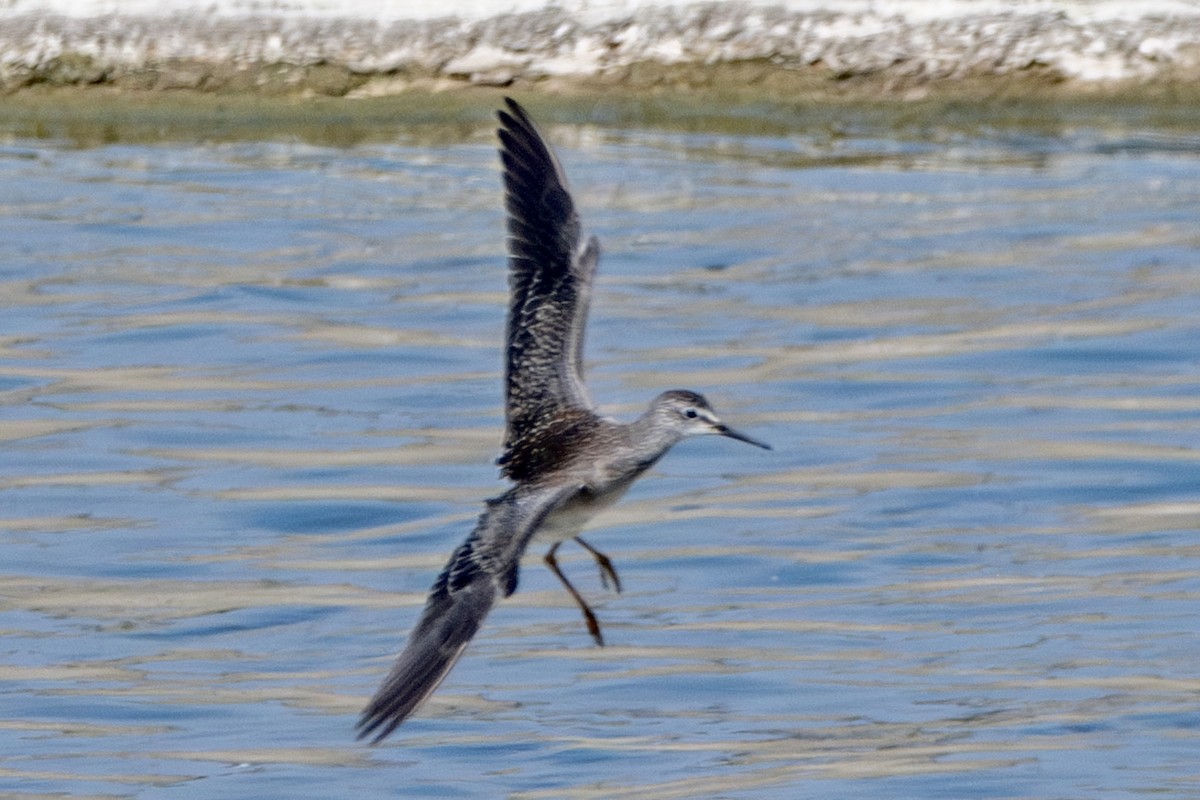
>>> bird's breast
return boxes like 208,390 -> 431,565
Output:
530,480 -> 632,544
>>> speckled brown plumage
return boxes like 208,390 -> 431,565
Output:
497,97 -> 598,462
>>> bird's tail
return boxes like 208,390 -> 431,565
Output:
355,558 -> 498,744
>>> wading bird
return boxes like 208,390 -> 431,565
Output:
357,98 -> 770,743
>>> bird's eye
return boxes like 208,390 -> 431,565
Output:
684,408 -> 698,419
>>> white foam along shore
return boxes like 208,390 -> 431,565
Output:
3,0 -> 1199,91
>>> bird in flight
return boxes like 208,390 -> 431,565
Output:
357,97 -> 770,743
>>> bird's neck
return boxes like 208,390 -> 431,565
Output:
625,410 -> 684,467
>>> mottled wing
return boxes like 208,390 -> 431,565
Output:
497,97 -> 600,455
356,482 -> 577,743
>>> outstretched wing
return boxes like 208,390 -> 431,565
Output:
356,482 -> 577,743
497,97 -> 600,455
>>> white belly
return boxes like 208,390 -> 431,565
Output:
530,482 -> 632,545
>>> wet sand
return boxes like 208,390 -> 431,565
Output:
4,73 -> 1200,150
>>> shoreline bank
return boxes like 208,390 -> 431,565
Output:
4,3 -> 1200,98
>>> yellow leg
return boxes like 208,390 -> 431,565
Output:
544,542 -> 605,646
574,536 -> 621,593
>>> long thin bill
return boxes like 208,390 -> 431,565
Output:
716,424 -> 772,450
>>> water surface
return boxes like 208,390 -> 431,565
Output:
1,105 -> 1198,799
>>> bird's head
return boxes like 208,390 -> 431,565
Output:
649,390 -> 771,450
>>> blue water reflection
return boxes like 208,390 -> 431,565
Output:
1,112 -> 1198,799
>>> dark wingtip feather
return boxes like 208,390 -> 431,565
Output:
355,569 -> 498,744
501,96 -> 528,124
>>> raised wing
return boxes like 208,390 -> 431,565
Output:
356,482 -> 577,743
497,97 -> 600,456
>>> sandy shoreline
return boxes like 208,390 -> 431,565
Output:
3,2 -> 1200,97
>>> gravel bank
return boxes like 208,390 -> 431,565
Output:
2,1 -> 1199,94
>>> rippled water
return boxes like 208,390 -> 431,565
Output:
2,103 -> 1198,800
